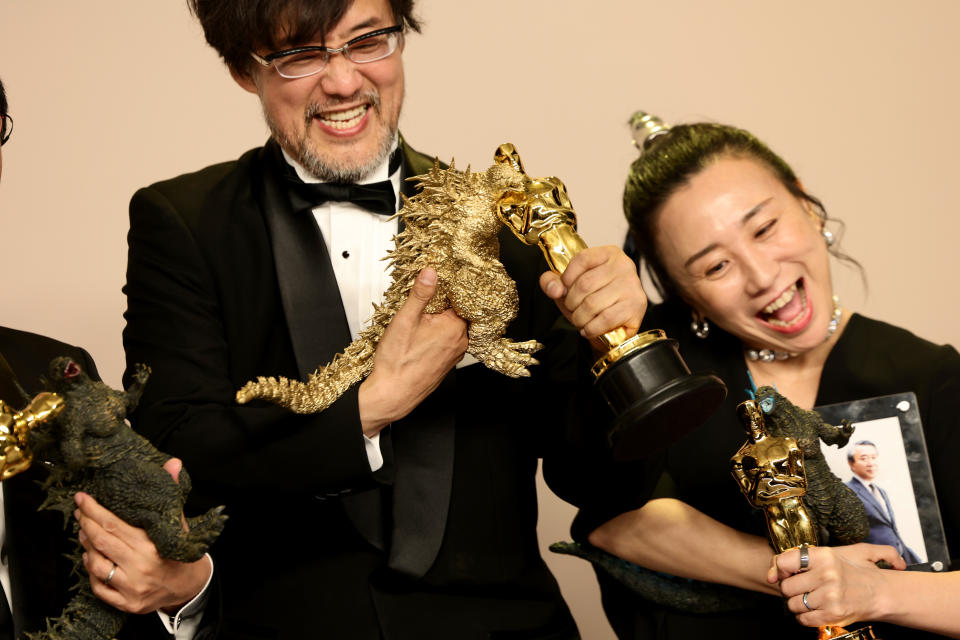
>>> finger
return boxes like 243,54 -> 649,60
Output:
779,572 -> 818,598
786,590 -> 818,615
558,247 -> 613,290
573,297 -> 638,339
162,457 -> 183,483
88,570 -> 127,610
772,547 -> 803,577
399,268 -> 439,318
83,547 -> 122,591
767,555 -> 781,584
539,271 -> 566,301
75,492 -> 143,548
864,543 -> 907,570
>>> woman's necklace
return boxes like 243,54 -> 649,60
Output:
745,296 -> 842,362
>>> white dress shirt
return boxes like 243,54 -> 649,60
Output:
281,145 -> 402,472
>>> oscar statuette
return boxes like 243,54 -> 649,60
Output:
731,399 -> 877,640
493,143 -> 726,459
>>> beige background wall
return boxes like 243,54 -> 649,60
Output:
2,2 -> 958,637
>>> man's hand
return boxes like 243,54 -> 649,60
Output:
539,246 -> 646,343
75,458 -> 212,615
768,543 -> 905,628
358,268 -> 468,436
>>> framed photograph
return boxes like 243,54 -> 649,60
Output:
815,392 -> 949,571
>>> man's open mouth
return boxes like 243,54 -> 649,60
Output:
316,104 -> 369,130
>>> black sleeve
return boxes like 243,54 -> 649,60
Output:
122,186 -> 379,500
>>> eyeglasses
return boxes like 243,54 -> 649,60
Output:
0,114 -> 12,146
250,26 -> 403,80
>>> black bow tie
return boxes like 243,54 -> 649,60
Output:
285,146 -> 404,216
288,180 -> 396,216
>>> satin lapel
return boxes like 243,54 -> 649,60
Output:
258,141 -> 385,550
387,140 -> 457,578
258,140 -> 352,379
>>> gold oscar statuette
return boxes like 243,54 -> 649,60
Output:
493,143 -> 726,459
732,399 -> 877,640
0,391 -> 64,480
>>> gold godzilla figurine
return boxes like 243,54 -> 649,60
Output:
235,157 -> 545,414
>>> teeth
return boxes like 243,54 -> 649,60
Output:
763,283 -> 798,314
318,105 -> 368,129
766,294 -> 808,327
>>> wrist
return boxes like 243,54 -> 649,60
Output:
160,555 -> 212,614
358,377 -> 394,437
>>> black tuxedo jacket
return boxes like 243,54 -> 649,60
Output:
0,326 -> 175,639
123,139 -> 642,640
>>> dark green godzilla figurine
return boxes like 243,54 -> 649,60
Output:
550,385 -> 869,614
752,385 -> 869,545
24,357 -> 227,640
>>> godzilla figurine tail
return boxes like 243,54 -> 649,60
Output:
25,566 -> 126,640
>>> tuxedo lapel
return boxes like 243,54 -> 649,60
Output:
257,140 -> 352,379
257,141 -> 385,551
386,141 -> 456,578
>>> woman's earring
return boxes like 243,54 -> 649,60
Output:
821,227 -> 835,247
690,314 -> 710,339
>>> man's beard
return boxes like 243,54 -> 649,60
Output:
265,90 -> 398,183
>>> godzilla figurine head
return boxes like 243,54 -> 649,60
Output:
47,357 -> 88,392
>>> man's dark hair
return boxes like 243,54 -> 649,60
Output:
0,77 -> 8,116
187,0 -> 421,76
847,440 -> 878,463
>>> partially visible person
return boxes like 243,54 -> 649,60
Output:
0,76 -> 212,640
845,440 -> 920,563
582,116 -> 959,639
770,543 -> 960,638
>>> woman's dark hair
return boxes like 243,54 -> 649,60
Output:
0,77 -> 8,116
187,0 -> 422,75
623,122 -> 860,301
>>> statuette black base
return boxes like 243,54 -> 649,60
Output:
597,337 -> 726,460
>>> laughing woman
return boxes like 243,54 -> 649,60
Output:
582,116 -> 960,639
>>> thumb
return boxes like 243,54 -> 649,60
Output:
403,268 -> 438,314
162,457 -> 183,484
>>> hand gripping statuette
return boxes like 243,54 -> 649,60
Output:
493,143 -> 725,459
732,389 -> 875,640
236,157 -> 543,414
0,358 -> 226,640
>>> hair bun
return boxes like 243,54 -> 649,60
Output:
629,111 -> 671,153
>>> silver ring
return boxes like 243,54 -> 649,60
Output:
104,562 -> 118,586
802,591 -> 813,610
798,543 -> 810,572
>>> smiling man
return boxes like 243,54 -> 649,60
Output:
121,0 -> 647,638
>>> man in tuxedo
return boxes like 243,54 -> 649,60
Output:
122,0 -> 648,638
846,440 -> 921,564
0,77 -> 212,639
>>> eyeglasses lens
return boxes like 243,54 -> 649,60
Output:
275,32 -> 400,79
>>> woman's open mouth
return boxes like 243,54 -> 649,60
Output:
756,279 -> 813,334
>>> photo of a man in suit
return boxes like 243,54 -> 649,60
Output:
845,440 -> 921,564
0,76 -> 211,640
121,0 -> 648,638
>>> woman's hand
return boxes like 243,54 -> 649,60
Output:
768,543 -> 905,628
74,458 -> 212,614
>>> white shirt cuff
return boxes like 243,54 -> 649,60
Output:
157,553 -> 214,639
364,431 -> 384,471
